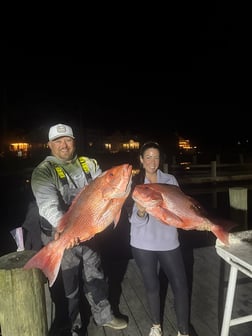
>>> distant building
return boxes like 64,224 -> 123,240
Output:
9,142 -> 31,158
178,137 -> 197,151
1,128 -> 141,158
103,132 -> 140,153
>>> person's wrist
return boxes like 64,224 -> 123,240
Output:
137,210 -> 145,217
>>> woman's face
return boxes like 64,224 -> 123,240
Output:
140,147 -> 160,174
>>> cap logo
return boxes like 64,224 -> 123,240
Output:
57,125 -> 68,134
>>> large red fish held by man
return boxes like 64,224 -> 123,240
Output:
24,163 -> 132,287
132,183 -> 235,245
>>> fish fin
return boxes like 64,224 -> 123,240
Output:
97,204 -> 121,228
211,224 -> 230,245
149,207 -> 184,227
210,219 -> 237,246
23,240 -> 64,287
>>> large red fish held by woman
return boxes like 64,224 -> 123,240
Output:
132,183 -> 235,245
24,163 -> 132,287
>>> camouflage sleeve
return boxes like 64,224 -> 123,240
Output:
87,157 -> 102,179
31,162 -> 65,228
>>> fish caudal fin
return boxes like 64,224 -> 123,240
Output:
23,240 -> 64,287
211,224 -> 230,245
211,218 -> 237,245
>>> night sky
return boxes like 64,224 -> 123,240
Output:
1,4 -> 244,151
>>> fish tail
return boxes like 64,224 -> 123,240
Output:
210,217 -> 237,245
23,240 -> 64,287
211,225 -> 230,245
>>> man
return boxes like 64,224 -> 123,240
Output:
31,123 -> 128,336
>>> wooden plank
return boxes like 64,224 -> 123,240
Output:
161,286 -> 178,335
122,269 -> 151,335
43,248 -> 252,336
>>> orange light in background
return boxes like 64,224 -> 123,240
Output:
9,142 -> 31,157
9,143 -> 30,151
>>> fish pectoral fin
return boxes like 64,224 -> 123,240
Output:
150,207 -> 184,227
96,207 -> 121,228
134,198 -> 161,208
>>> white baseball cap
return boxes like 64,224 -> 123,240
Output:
48,124 -> 75,141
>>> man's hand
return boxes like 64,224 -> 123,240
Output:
54,230 -> 62,241
54,229 -> 81,249
66,237 -> 81,249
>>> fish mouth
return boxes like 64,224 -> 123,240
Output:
112,164 -> 132,198
123,164 -> 132,192
125,175 -> 132,194
125,163 -> 132,176
123,164 -> 132,189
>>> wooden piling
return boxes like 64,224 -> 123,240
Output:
0,250 -> 48,336
211,161 -> 217,178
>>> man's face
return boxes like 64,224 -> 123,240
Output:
48,136 -> 75,161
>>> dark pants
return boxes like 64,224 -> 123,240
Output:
41,232 -> 113,331
132,246 -> 189,334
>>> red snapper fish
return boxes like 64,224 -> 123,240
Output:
132,183 -> 235,245
24,163 -> 132,287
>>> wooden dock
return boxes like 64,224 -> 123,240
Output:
45,244 -> 252,336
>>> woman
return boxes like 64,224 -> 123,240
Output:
129,141 -> 190,336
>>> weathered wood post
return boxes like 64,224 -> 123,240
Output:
0,250 -> 48,336
228,187 -> 248,231
212,190 -> 218,209
210,161 -> 217,179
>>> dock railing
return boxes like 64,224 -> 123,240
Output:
167,161 -> 252,185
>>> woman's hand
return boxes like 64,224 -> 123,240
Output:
136,202 -> 146,217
